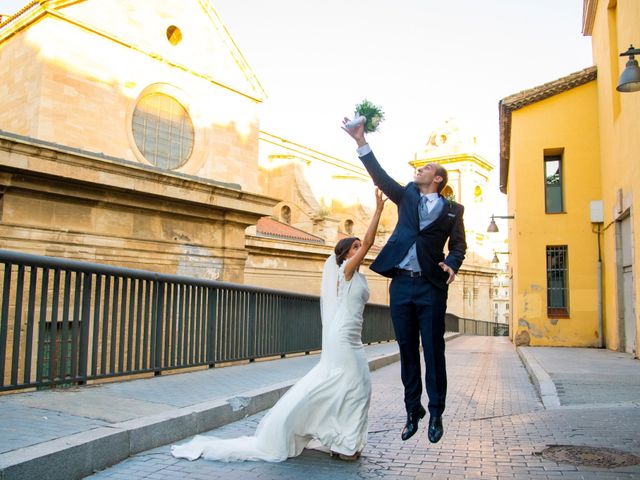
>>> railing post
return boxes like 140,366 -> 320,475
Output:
78,272 -> 92,384
0,263 -> 12,388
10,265 -> 25,387
248,291 -> 256,361
206,287 -> 216,367
152,281 -> 165,374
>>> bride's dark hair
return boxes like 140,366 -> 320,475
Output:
334,237 -> 360,265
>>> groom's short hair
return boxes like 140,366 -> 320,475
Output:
434,164 -> 448,194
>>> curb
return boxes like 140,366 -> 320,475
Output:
0,334 -> 463,480
516,346 -> 561,409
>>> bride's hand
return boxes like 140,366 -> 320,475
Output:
375,188 -> 387,212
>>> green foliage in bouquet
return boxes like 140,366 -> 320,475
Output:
354,99 -> 385,133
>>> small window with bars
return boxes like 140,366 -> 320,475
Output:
546,245 -> 569,316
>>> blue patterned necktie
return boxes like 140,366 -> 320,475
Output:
419,196 -> 430,221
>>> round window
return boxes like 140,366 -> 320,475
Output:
166,25 -> 182,46
132,93 -> 194,169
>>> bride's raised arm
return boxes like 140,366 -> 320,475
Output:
344,188 -> 387,281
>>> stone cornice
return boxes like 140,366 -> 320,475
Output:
0,131 -> 278,221
0,1 -> 42,37
259,131 -> 369,180
245,235 -> 332,259
498,66 -> 597,193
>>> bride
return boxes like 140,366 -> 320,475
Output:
171,189 -> 387,463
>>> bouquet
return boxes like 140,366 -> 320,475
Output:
344,99 -> 385,133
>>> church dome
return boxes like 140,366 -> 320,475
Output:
422,117 -> 478,158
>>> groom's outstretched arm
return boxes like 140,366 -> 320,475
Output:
342,118 -> 404,204
357,147 -> 405,205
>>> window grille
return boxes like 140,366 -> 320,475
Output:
132,93 -> 194,169
546,245 -> 569,316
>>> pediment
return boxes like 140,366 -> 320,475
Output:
6,0 -> 265,100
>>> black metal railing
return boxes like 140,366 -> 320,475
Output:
0,250 -> 395,392
445,313 -> 509,337
0,249 -> 508,392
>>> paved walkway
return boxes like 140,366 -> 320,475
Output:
0,340 -> 406,479
2,336 -> 640,479
85,337 -> 640,479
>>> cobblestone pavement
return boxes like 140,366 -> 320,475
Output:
87,337 -> 640,479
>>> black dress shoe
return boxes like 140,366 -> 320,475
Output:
428,415 -> 443,443
401,406 -> 426,441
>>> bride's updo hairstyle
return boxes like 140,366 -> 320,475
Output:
334,237 -> 360,265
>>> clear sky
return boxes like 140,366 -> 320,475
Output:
2,0 -> 593,187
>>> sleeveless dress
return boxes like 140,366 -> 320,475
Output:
171,263 -> 372,462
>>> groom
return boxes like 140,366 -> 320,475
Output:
343,120 -> 466,444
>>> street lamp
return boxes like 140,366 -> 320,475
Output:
491,251 -> 510,264
487,214 -> 515,233
617,44 -> 640,93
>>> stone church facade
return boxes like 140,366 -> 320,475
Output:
0,0 -> 276,284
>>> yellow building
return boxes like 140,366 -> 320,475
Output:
500,0 -> 639,356
500,68 -> 601,347
583,0 -> 639,356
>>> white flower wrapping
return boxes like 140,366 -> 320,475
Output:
345,115 -> 366,129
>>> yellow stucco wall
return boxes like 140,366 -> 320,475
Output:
589,0 -> 640,353
508,80 -> 601,346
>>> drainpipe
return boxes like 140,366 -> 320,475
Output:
597,223 -> 604,348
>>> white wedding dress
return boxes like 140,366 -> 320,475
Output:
171,257 -> 372,462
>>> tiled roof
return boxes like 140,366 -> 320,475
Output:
498,66 -> 597,193
256,217 -> 325,244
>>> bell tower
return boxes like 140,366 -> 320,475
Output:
410,117 -> 497,263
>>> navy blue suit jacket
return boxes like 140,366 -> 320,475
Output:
359,151 -> 467,290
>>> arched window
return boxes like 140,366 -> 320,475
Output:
441,185 -> 455,201
474,186 -> 483,202
344,219 -> 354,235
281,205 -> 291,224
132,92 -> 194,169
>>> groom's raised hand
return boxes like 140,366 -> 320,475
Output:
342,117 -> 367,147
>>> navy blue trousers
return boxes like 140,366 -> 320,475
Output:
389,275 -> 448,417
